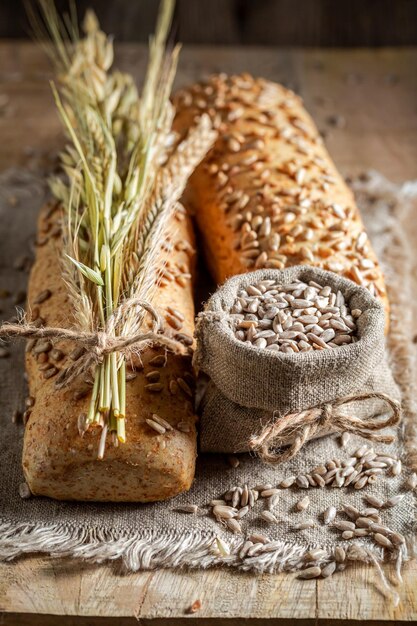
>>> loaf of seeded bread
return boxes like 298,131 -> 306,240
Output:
173,74 -> 388,322
22,201 -> 197,502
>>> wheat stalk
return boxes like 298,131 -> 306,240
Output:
34,0 -> 216,456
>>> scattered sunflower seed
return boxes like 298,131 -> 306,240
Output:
260,510 -> 278,524
214,537 -> 230,557
227,519 -> 242,534
267,493 -> 280,510
33,288 -> 51,304
353,475 -> 368,490
391,460 -> 402,476
239,540 -> 253,559
321,561 -> 337,578
241,484 -> 249,507
145,418 -> 166,435
149,354 -> 166,367
390,531 -> 405,546
305,548 -> 327,561
296,496 -> 310,512
280,476 -> 296,488
364,494 -> 384,508
354,445 -> 368,457
383,494 -> 404,508
340,432 -> 350,448
342,504 -> 360,520
151,413 -> 173,431
232,487 -> 242,508
19,482 -> 31,499
323,505 -> 336,525
260,488 -> 280,497
342,530 -> 354,539
347,544 -> 368,561
296,475 -> 310,489
334,520 -> 355,532
313,473 -> 326,488
373,533 -> 393,549
247,543 -> 263,557
248,533 -> 270,544
293,519 -> 315,530
334,546 -> 346,563
298,566 -> 321,579
176,504 -> 200,514
213,505 -> 238,520
355,516 -> 373,528
237,506 -> 249,519
248,489 -> 257,507
254,483 -> 272,491
12,409 -> 22,423
43,366 -> 58,379
369,522 -> 390,535
145,382 -> 163,393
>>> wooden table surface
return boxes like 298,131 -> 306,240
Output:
1,42 -> 417,625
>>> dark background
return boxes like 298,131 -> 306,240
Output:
1,0 -> 417,46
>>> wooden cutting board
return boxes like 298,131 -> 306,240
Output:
0,42 -> 417,625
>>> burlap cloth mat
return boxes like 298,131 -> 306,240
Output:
0,168 -> 416,581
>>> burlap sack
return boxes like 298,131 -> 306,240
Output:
194,266 -> 401,455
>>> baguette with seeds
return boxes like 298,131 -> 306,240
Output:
22,201 -> 197,502
173,73 -> 389,324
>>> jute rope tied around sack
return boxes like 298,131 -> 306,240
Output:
249,392 -> 401,465
0,298 -> 188,388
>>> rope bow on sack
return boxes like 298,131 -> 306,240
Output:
249,392 -> 401,465
0,298 -> 188,389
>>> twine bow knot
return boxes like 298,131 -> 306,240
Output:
0,298 -> 188,389
249,392 -> 401,464
319,403 -> 333,427
94,331 -> 108,361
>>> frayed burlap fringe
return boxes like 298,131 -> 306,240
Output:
0,518 -> 412,604
368,174 -> 417,474
0,518 -> 410,591
0,171 -> 416,590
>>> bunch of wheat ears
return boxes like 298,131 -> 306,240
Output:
32,0 -> 215,456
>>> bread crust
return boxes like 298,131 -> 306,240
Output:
173,74 -> 389,323
22,202 -> 197,502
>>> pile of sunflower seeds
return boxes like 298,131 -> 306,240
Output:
331,499 -> 406,547
279,441 -> 403,491
231,278 -> 360,352
175,443 -> 413,579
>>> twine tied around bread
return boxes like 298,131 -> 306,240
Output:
249,392 -> 401,465
0,298 -> 188,389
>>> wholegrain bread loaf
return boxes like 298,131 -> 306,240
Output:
22,201 -> 197,502
173,73 -> 388,321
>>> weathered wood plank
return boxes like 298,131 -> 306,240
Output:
0,44 -> 416,179
2,0 -> 417,47
317,561 -> 417,622
0,43 -> 416,624
137,568 -> 317,620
